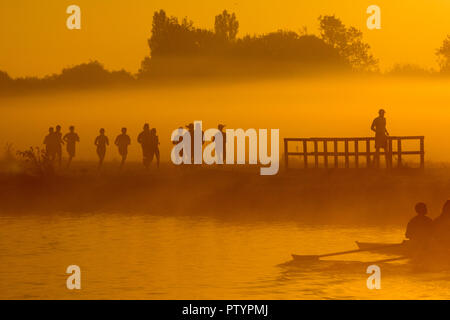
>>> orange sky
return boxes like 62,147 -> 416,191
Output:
1,0 -> 449,77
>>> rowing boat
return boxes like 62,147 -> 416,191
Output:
355,241 -> 410,256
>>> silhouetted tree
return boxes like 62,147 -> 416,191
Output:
387,64 -> 433,76
318,15 -> 378,71
215,10 -> 239,41
0,71 -> 13,91
437,35 -> 450,73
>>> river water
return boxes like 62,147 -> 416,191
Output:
1,213 -> 450,299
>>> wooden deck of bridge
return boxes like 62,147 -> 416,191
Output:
284,136 -> 424,169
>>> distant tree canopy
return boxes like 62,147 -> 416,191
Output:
215,10 -> 239,41
318,15 -> 378,72
0,61 -> 134,94
4,9 -> 449,95
139,10 -> 361,77
437,35 -> 450,73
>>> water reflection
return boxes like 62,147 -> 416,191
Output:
1,213 -> 450,299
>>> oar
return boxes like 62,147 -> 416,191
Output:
292,242 -> 404,261
368,256 -> 409,264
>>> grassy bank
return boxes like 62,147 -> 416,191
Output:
1,160 -> 449,225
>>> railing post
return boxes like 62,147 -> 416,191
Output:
284,139 -> 289,169
334,140 -> 338,168
323,141 -> 328,168
397,138 -> 402,168
366,139 -> 371,168
303,140 -> 308,169
388,138 -> 393,169
314,140 -> 319,168
354,140 -> 359,168
420,137 -> 425,169
344,139 -> 349,169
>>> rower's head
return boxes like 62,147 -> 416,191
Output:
442,200 -> 450,217
378,109 -> 386,117
415,202 -> 427,216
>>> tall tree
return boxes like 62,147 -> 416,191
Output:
318,15 -> 378,71
437,35 -> 450,73
214,10 -> 239,41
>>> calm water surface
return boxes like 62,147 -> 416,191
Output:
1,213 -> 450,299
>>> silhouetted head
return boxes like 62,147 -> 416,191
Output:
69,126 -> 75,132
218,124 -> 226,131
56,125 -> 61,132
143,123 -> 150,131
49,127 -> 54,133
151,128 -> 156,134
441,200 -> 450,218
186,123 -> 194,130
415,202 -> 427,216
378,109 -> 386,117
121,128 -> 127,134
99,128 -> 105,135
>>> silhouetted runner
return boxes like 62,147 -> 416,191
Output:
115,127 -> 131,169
406,202 -> 433,244
63,126 -> 80,168
55,125 -> 64,167
186,123 -> 195,164
151,128 -> 160,168
217,124 -> 226,164
95,128 -> 109,169
138,123 -> 154,169
371,109 -> 390,168
43,127 -> 57,161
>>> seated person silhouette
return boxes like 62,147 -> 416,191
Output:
405,202 -> 433,244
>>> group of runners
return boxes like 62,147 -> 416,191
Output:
43,123 -> 160,169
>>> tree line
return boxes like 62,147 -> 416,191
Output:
1,10 -> 450,94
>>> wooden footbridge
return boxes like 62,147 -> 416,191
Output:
284,136 -> 424,169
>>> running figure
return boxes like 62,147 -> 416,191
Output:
151,128 -> 160,168
94,128 -> 109,169
63,126 -> 80,168
55,125 -> 64,168
43,127 -> 57,161
115,127 -> 131,169
137,123 -> 154,169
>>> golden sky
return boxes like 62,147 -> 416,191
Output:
1,0 -> 449,77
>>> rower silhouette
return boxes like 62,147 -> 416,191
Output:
94,128 -> 109,169
115,127 -> 131,169
371,109 -> 391,168
63,126 -> 80,168
433,200 -> 450,246
405,202 -> 433,244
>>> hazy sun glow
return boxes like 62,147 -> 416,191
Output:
1,0 -> 450,77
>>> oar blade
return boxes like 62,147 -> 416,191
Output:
291,254 -> 320,261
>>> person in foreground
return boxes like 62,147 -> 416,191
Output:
405,202 -> 433,244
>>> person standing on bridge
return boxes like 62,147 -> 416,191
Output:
371,109 -> 391,168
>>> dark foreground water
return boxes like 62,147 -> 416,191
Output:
1,213 -> 450,299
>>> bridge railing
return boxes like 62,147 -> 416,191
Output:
284,136 -> 424,169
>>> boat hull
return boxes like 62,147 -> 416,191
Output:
355,241 -> 410,256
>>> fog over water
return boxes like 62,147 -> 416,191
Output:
1,76 -> 450,163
